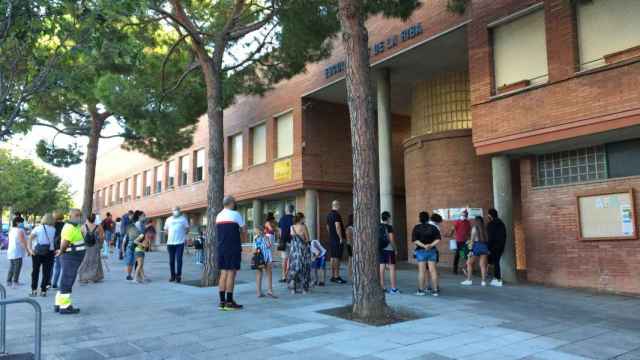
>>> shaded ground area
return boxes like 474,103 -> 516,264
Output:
2,250 -> 640,360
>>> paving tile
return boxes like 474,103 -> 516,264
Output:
244,322 -> 328,339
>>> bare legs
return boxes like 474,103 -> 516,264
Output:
379,264 -> 397,290
465,255 -> 488,282
417,261 -> 427,291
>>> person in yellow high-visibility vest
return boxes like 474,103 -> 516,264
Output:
54,209 -> 86,314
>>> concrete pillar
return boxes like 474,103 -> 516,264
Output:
492,155 -> 517,283
377,68 -> 394,220
305,189 -> 319,240
252,199 -> 263,229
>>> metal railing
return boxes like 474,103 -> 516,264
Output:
0,284 -> 42,360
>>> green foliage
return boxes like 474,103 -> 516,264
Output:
0,149 -> 74,216
35,140 -> 84,167
446,0 -> 469,14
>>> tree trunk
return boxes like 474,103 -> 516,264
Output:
81,113 -> 104,220
338,0 -> 388,322
200,58 -> 225,287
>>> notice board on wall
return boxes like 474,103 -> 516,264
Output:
577,189 -> 637,241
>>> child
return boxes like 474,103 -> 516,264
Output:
310,239 -> 327,287
133,227 -> 154,283
254,226 -> 277,298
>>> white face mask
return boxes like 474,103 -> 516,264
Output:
173,210 -> 180,217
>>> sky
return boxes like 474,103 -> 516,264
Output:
0,124 -> 124,207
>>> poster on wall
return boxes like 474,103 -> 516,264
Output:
468,208 -> 483,218
433,209 -> 450,221
577,189 -> 637,241
621,204 -> 633,236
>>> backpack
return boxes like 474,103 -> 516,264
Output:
378,224 -> 390,250
84,224 -> 98,247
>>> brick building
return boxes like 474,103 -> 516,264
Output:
94,0 -> 640,294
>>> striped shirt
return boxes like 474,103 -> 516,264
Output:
215,208 -> 245,251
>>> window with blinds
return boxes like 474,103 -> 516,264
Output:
577,0 -> 640,70
103,188 -> 108,206
117,181 -> 123,202
168,160 -> 176,189
180,155 -> 189,185
144,170 -> 153,196
195,149 -> 205,182
230,133 -> 243,172
109,185 -> 115,204
276,112 -> 293,159
124,178 -> 130,200
252,124 -> 267,165
135,174 -> 142,198
492,7 -> 548,89
154,165 -> 163,193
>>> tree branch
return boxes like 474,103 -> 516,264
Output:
161,32 -> 190,92
161,62 -> 201,101
222,24 -> 277,72
227,15 -> 274,42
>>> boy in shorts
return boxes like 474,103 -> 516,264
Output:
310,239 -> 327,287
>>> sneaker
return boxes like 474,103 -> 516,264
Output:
389,288 -> 400,294
52,284 -> 58,289
490,279 -> 503,287
415,289 -> 427,296
176,276 -> 182,283
481,281 -> 487,287
318,282 -> 325,287
218,302 -> 226,310
426,286 -> 433,293
224,302 -> 243,311
330,277 -> 339,283
126,275 -> 133,281
59,306 -> 80,315
432,289 -> 440,297
337,277 -> 347,284
461,280 -> 472,286
278,278 -> 287,283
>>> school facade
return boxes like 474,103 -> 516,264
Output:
94,0 -> 640,295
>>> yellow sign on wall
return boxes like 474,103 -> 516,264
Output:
274,158 -> 292,182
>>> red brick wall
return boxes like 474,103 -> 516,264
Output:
520,158 -> 640,294
404,130 -> 494,265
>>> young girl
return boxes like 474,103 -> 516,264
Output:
134,227 -> 155,283
462,216 -> 490,287
310,239 -> 327,287
254,226 -> 277,298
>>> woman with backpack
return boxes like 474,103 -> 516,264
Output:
77,213 -> 105,283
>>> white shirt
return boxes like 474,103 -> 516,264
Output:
31,224 -> 56,250
215,208 -> 245,227
115,221 -> 122,234
164,215 -> 189,245
7,227 -> 26,260
310,239 -> 326,258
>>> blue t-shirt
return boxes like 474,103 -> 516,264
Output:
278,214 -> 294,245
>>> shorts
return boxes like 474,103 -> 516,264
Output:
379,250 -> 396,265
135,251 -> 145,258
330,240 -> 343,259
312,255 -> 326,269
125,247 -> 136,266
415,248 -> 438,262
218,247 -> 241,270
472,242 -> 490,257
345,244 -> 353,258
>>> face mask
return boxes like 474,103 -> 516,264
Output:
69,218 -> 81,225
173,210 -> 180,217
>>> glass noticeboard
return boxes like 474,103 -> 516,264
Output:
577,189 -> 637,241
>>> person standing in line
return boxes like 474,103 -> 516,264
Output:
413,212 -> 441,296
165,207 -> 189,283
51,211 -> 65,289
253,225 -> 277,298
462,216 -> 490,286
133,226 -> 154,283
55,209 -> 86,314
326,200 -> 347,284
27,213 -> 56,297
487,208 -> 506,287
288,212 -> 312,294
120,210 -> 133,260
114,217 -> 122,259
277,205 -> 295,283
101,212 -> 114,258
78,214 -> 105,283
449,210 -> 471,275
194,227 -> 205,265
7,216 -> 29,289
379,211 -> 399,294
216,196 -> 246,310
124,211 -> 144,281
345,214 -> 354,281
310,238 -> 327,287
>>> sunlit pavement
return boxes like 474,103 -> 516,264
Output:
2,250 -> 640,360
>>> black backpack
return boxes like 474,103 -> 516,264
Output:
84,225 -> 98,247
378,223 -> 390,250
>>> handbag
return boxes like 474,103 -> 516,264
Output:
34,226 -> 52,256
251,248 -> 266,270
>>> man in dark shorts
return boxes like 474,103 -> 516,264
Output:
326,200 -> 347,284
278,204 -> 295,283
378,211 -> 399,294
216,196 -> 246,310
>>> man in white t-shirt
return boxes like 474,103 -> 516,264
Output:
164,207 -> 189,283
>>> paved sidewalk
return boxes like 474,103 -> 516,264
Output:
2,250 -> 640,360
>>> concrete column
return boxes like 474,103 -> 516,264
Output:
377,68 -> 394,220
305,189 -> 319,240
252,199 -> 263,229
492,155 -> 517,283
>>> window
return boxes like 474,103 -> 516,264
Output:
109,185 -> 115,205
154,164 -> 163,193
103,188 -> 108,207
144,170 -> 152,196
492,6 -> 548,90
123,178 -> 129,200
577,0 -> 640,70
534,146 -> 607,187
251,124 -> 267,165
117,181 -> 124,203
135,174 -> 142,198
96,190 -> 101,207
276,112 -> 293,158
168,160 -> 176,189
195,149 -> 205,182
230,133 -> 243,172
606,139 -> 640,178
180,155 -> 189,185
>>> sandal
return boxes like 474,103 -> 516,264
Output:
29,290 -> 37,297
257,293 -> 266,298
266,292 -> 278,299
